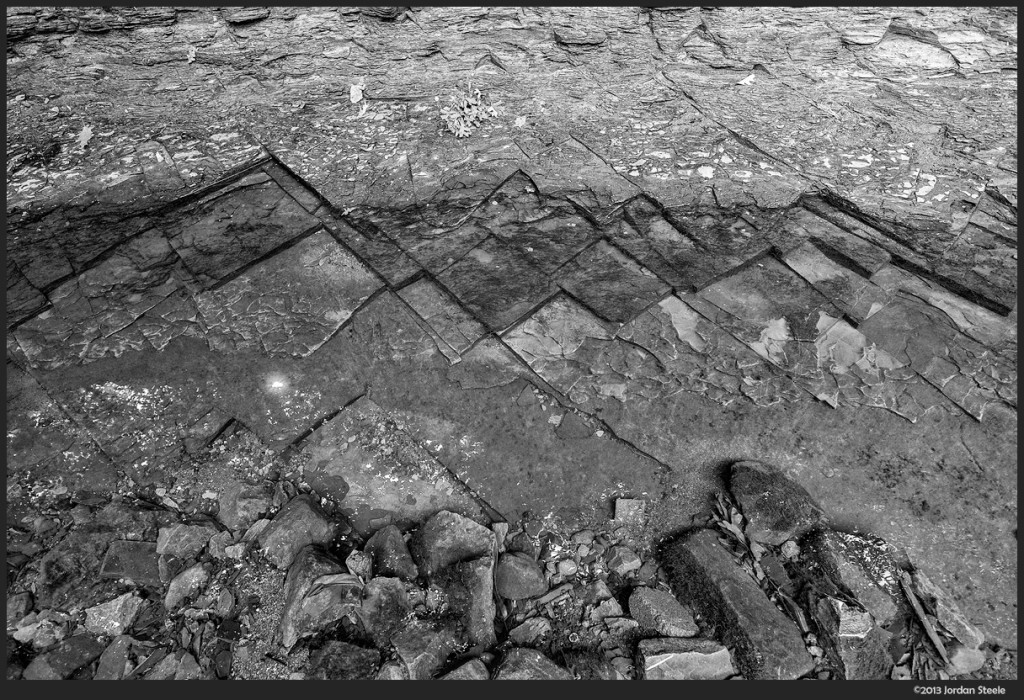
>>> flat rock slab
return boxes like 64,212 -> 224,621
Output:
437,236 -> 557,332
728,460 -> 826,546
662,528 -> 815,680
165,172 -> 320,288
637,638 -> 738,680
558,239 -> 671,324
195,229 -> 382,358
494,647 -> 574,680
431,556 -> 497,648
398,277 -> 487,358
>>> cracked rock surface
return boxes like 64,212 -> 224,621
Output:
5,5 -> 1017,682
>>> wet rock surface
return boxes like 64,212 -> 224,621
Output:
5,4 -> 1017,684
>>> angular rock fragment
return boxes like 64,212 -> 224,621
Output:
628,587 -> 699,637
307,640 -> 381,680
94,634 -> 133,680
662,528 -> 815,679
804,530 -> 905,627
258,495 -> 338,569
432,556 -> 497,648
729,460 -> 826,545
409,510 -> 494,577
636,638 -> 738,680
495,551 -> 548,600
22,634 -> 106,680
508,617 -> 553,645
156,523 -> 218,560
84,592 -> 145,636
364,524 -> 418,581
493,647 -> 574,680
607,546 -> 642,576
440,658 -> 491,680
165,563 -> 211,612
814,598 -> 893,680
217,482 -> 272,532
392,618 -> 464,679
357,577 -> 412,647
279,546 -> 361,650
911,569 -> 985,650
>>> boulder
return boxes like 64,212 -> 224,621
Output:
662,528 -> 815,680
495,551 -> 548,600
409,510 -> 493,577
729,460 -> 825,545
258,495 -> 338,569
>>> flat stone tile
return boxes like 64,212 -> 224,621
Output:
166,175 -> 320,288
857,295 -> 1013,419
6,260 -> 48,328
784,207 -> 891,276
386,219 -> 492,275
195,230 -> 383,357
618,295 -> 805,408
558,239 -> 671,324
696,255 -> 844,376
503,294 -> 616,394
11,230 -> 191,370
398,278 -> 487,356
476,171 -> 601,274
264,161 -> 322,213
297,396 -> 486,535
618,197 -> 760,291
437,237 -> 557,332
316,208 -> 421,286
663,528 -> 814,680
781,241 -> 892,323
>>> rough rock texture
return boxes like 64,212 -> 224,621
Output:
636,638 -> 738,680
494,648 -> 575,680
4,5 -> 1018,666
258,495 -> 337,570
495,552 -> 549,600
628,587 -> 699,638
663,529 -> 816,679
409,510 -> 494,577
307,641 -> 381,680
728,460 -> 827,545
363,524 -> 419,581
